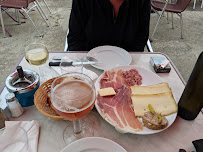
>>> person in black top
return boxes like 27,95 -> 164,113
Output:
67,0 -> 151,52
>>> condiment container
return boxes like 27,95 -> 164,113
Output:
5,69 -> 40,107
5,93 -> 24,118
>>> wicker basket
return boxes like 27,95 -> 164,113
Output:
34,78 -> 64,120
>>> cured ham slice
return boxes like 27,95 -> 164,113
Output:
97,69 -> 143,133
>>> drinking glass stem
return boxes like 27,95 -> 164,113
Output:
38,66 -> 44,77
81,60 -> 84,73
73,120 -> 82,134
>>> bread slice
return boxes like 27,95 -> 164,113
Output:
131,92 -> 178,117
131,82 -> 171,95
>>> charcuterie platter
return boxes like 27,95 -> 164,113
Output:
94,65 -> 178,135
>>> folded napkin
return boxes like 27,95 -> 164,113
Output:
51,56 -> 98,80
0,120 -> 39,152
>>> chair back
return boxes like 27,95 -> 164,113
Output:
21,0 -> 35,8
0,0 -> 30,9
174,0 -> 192,12
0,0 -> 7,5
28,0 -> 35,4
27,0 -> 35,7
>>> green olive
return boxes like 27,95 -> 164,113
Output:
158,114 -> 162,124
148,104 -> 155,115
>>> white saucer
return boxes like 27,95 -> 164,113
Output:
61,137 -> 127,152
87,45 -> 132,70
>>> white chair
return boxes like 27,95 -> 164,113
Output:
151,0 -> 192,39
64,28 -> 153,52
0,0 -> 49,37
193,0 -> 203,9
41,0 -> 51,13
201,0 -> 203,8
146,39 -> 154,52
0,6 -> 6,37
194,0 -> 196,9
21,1 -> 49,36
64,28 -> 69,51
34,0 -> 49,20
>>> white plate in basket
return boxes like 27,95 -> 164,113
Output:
94,65 -> 177,135
87,45 -> 132,70
60,137 -> 127,152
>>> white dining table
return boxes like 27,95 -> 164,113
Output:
0,51 -> 202,152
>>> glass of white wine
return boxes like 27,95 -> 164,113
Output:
25,43 -> 49,83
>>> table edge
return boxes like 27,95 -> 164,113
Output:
0,52 -> 186,93
49,51 -> 186,85
1,52 -> 202,114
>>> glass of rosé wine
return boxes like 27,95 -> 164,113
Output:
51,72 -> 96,144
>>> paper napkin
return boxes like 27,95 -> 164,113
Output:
0,120 -> 40,152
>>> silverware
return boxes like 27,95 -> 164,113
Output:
49,61 -> 97,66
52,56 -> 62,60
82,56 -> 99,62
52,56 -> 99,62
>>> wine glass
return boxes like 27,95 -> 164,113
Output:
25,43 -> 49,83
50,72 -> 96,145
0,126 -> 29,152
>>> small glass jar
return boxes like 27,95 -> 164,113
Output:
5,93 -> 24,118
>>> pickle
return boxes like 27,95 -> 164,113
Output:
148,104 -> 155,115
158,114 -> 162,124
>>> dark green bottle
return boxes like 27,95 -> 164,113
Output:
178,52 -> 203,120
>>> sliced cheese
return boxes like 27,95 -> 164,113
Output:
98,87 -> 116,97
131,92 -> 178,117
131,82 -> 171,95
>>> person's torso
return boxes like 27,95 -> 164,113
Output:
82,0 -> 145,51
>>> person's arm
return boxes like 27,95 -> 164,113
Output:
135,0 -> 151,51
67,0 -> 87,51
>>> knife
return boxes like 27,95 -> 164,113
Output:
49,61 -> 97,66
52,56 -> 62,60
